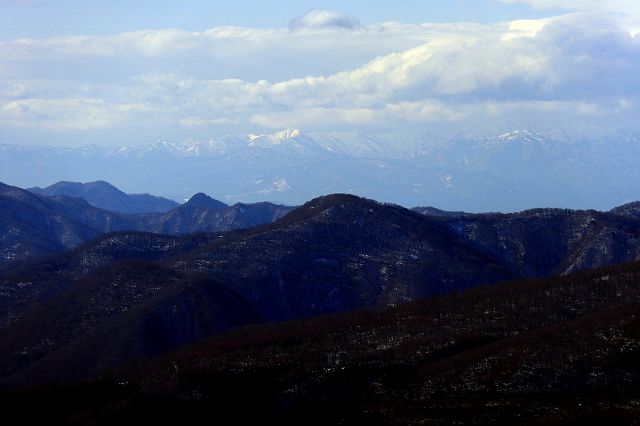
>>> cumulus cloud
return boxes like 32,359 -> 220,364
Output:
500,0 -> 640,33
289,9 -> 360,31
1,12 -> 640,137
0,23 -> 436,83
1,98 -> 157,131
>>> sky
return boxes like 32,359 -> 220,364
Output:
0,0 -> 639,145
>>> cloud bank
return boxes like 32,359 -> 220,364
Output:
0,8 -> 639,142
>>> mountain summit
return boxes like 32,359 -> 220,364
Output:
29,180 -> 179,214
250,128 -> 302,145
184,192 -> 228,210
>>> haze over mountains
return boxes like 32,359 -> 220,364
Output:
3,128 -> 640,211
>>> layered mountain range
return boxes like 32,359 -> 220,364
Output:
0,181 -> 293,265
1,179 -> 640,422
2,183 -> 640,389
28,180 -> 180,214
3,128 -> 640,211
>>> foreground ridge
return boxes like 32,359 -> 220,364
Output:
1,261 -> 639,424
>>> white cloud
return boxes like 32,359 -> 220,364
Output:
289,9 -> 360,31
500,0 -> 640,34
1,13 -> 639,136
179,116 -> 235,127
251,101 -> 462,129
500,0 -> 638,13
0,23 -> 442,84
1,98 -> 157,131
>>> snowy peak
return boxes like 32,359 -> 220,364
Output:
473,129 -> 555,153
248,128 -> 303,147
204,136 -> 247,156
268,128 -> 301,143
497,129 -> 547,144
146,140 -> 183,152
246,133 -> 263,143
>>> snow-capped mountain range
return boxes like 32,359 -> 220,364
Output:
2,128 -> 640,212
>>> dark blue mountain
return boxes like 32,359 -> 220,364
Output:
29,180 -> 180,214
0,182 -> 293,264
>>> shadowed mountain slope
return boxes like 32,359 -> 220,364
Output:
0,231 -> 222,328
140,193 -> 292,235
3,194 -> 640,389
611,201 -> 640,218
29,180 -> 180,214
418,207 -> 640,277
0,182 -> 138,263
0,182 -> 293,265
1,260 -> 639,424
127,261 -> 640,425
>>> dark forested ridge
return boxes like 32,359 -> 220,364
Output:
419,206 -> 640,277
1,260 -> 639,424
611,201 -> 640,219
1,192 -> 640,388
1,184 -> 640,423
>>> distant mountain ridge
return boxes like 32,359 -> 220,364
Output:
0,181 -> 132,263
3,127 -> 640,211
143,193 -> 292,235
3,180 -> 640,269
0,181 -> 294,265
28,180 -> 179,214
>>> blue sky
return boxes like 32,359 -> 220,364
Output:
0,0 -> 639,145
0,1 -> 555,39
